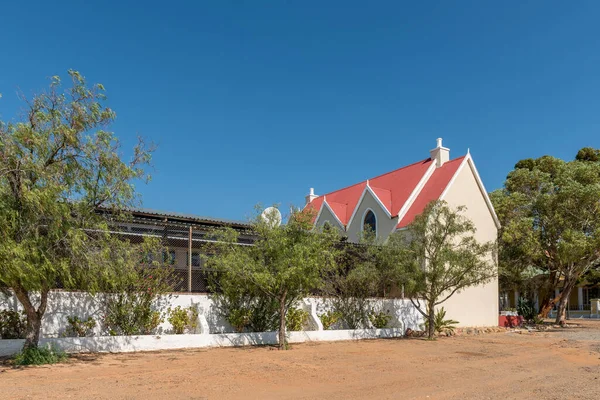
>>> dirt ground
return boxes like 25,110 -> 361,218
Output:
1,320 -> 599,400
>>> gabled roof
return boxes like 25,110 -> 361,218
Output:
304,155 -> 478,230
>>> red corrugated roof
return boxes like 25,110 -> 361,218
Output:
304,155 -> 466,230
369,158 -> 433,215
396,156 -> 465,228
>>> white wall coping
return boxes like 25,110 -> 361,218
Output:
0,328 -> 404,357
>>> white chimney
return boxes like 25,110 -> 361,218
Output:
429,137 -> 450,167
305,187 -> 318,205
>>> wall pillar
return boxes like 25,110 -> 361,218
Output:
578,287 -> 584,310
514,291 -> 519,307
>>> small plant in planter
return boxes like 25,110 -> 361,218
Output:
319,310 -> 341,330
369,310 -> 391,329
65,316 -> 96,337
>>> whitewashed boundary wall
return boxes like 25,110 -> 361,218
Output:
0,290 -> 423,338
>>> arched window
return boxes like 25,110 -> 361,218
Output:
363,209 -> 377,235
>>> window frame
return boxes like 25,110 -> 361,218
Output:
361,208 -> 377,236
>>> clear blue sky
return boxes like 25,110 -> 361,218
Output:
1,1 -> 599,221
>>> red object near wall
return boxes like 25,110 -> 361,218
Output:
498,315 -> 523,327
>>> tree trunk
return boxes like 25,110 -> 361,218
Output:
536,270 -> 560,318
538,294 -> 560,319
427,302 -> 435,339
13,286 -> 49,350
555,281 -> 575,325
278,290 -> 287,350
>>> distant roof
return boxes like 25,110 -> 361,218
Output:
103,207 -> 252,228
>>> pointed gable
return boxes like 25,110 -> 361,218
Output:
322,182 -> 366,225
304,158 -> 436,227
397,156 -> 465,229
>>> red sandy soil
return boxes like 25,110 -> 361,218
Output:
1,320 -> 599,400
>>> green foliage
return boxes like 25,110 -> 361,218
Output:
208,206 -> 341,349
369,310 -> 391,329
211,278 -> 280,333
326,265 -> 376,329
491,149 -> 600,323
391,200 -> 496,338
65,316 -> 96,337
0,70 -> 155,349
321,243 -> 382,329
227,307 -> 254,333
576,147 -> 600,162
102,263 -> 173,336
285,307 -> 309,331
0,310 -> 27,339
424,307 -> 459,335
319,310 -> 341,330
14,346 -> 67,366
516,298 -> 540,324
167,305 -> 199,334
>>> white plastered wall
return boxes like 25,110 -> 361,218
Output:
315,203 -> 345,233
439,158 -> 499,327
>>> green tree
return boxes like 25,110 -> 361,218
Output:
208,207 -> 340,349
0,71 -> 155,349
394,200 -> 496,339
491,151 -> 600,324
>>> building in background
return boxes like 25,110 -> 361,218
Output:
303,138 -> 501,327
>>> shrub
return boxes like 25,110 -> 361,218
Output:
103,266 -> 172,336
425,307 -> 459,335
0,310 -> 27,339
369,310 -> 391,329
65,316 -> 96,337
285,307 -> 309,331
517,298 -> 540,324
167,306 -> 199,334
211,287 -> 280,333
319,310 -> 341,330
228,307 -> 253,333
14,346 -> 67,366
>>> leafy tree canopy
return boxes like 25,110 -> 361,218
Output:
208,207 -> 340,349
0,70 -> 156,348
491,149 -> 600,323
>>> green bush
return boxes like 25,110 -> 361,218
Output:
228,307 -> 253,333
286,307 -> 309,331
0,310 -> 27,339
319,310 -> 341,330
369,310 -> 391,329
517,298 -> 536,323
103,266 -> 172,336
14,346 -> 67,366
425,307 -> 459,335
167,306 -> 199,334
65,316 -> 96,337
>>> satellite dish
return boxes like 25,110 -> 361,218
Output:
261,207 -> 282,227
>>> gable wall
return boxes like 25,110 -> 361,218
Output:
438,159 -> 499,326
315,204 -> 345,233
345,190 -> 398,242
